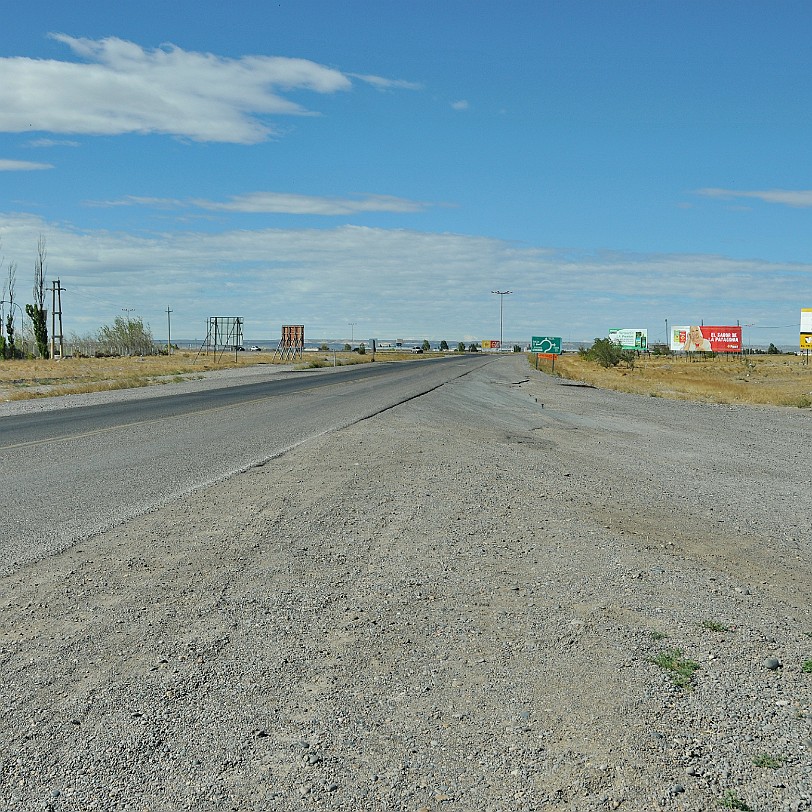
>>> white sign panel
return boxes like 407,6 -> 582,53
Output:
608,328 -> 647,351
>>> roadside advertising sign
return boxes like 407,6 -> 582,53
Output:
481,340 -> 500,349
801,309 -> 812,350
608,328 -> 648,351
670,325 -> 742,353
281,324 -> 305,347
531,336 -> 562,354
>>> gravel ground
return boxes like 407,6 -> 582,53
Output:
1,355 -> 810,811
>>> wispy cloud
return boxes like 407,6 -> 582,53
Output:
88,191 -> 436,215
451,100 -> 469,111
349,73 -> 422,91
697,188 -> 812,208
0,35 -> 417,144
196,192 -> 433,215
26,138 -> 80,148
0,159 -> 54,171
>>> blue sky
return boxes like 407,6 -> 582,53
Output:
1,0 -> 810,345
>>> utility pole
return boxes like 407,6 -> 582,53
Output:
348,322 -> 356,344
166,306 -> 173,355
49,278 -> 65,360
491,290 -> 512,349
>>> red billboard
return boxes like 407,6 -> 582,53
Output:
670,325 -> 742,353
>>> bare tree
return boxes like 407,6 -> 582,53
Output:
25,235 -> 49,358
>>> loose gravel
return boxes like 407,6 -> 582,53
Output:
1,355 -> 809,811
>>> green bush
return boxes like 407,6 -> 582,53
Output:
582,337 -> 623,368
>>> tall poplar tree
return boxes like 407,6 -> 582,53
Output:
25,235 -> 49,359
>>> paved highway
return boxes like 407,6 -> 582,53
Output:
2,355 -> 492,572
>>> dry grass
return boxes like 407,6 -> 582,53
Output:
0,351 -> 288,401
0,349 -> 443,401
532,353 -> 812,408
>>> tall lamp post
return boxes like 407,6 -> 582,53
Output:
348,322 -> 357,345
491,290 -> 512,349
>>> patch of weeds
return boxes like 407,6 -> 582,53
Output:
651,648 -> 700,689
753,753 -> 784,769
702,619 -> 731,633
802,659 -> 812,673
782,394 -> 812,408
649,630 -> 669,641
718,790 -> 751,810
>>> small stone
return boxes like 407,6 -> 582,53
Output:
670,784 -> 685,795
764,657 -> 782,670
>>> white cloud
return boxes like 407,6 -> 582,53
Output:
0,213 -> 807,342
0,159 -> 53,171
451,100 -> 469,111
697,188 -> 812,208
0,35 -> 416,144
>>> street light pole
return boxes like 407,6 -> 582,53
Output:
348,322 -> 357,344
491,290 -> 512,349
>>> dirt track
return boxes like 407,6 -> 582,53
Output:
1,355 -> 810,811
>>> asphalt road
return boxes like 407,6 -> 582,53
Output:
2,356 -> 491,573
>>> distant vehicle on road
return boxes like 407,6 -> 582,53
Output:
411,347 -> 423,353
249,345 -> 262,352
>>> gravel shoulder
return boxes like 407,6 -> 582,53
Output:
1,355 -> 810,812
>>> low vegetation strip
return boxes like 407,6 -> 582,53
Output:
0,353 -> 264,401
532,351 -> 812,407
0,350 -> 442,401
4,348 -> 811,407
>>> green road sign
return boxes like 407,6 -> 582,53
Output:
531,336 -> 562,354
